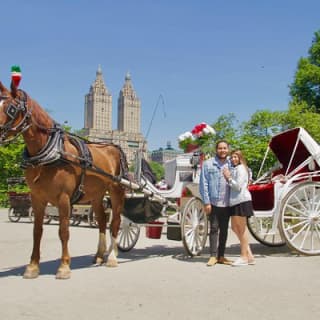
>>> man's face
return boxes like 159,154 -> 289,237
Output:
216,142 -> 229,160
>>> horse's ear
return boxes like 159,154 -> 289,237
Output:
0,81 -> 9,94
10,80 -> 18,98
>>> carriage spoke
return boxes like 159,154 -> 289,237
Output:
303,188 -> 311,211
181,198 -> 208,256
314,196 -> 320,212
298,224 -> 311,250
117,218 -> 140,252
286,204 -> 308,217
280,182 -> 320,255
292,194 -> 308,212
314,224 -> 320,248
283,218 -> 308,232
286,220 -> 309,242
247,216 -> 285,247
283,215 -> 307,220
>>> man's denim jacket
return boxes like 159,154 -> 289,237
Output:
199,156 -> 231,205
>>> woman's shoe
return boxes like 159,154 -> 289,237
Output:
248,259 -> 256,265
231,257 -> 248,266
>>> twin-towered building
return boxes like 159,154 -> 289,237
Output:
83,66 -> 146,163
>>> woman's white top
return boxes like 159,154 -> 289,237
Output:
228,164 -> 252,206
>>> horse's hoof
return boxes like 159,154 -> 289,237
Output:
106,259 -> 118,268
23,265 -> 40,279
93,256 -> 105,265
56,266 -> 71,280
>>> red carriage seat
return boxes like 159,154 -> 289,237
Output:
249,183 -> 274,211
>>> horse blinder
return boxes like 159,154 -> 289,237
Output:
6,103 -> 20,119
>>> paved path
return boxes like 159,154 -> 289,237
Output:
0,208 -> 319,320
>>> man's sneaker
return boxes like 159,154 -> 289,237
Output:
207,257 -> 218,266
218,257 -> 233,265
232,257 -> 249,267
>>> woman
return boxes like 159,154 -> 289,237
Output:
223,150 -> 255,266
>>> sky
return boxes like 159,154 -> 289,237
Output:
0,0 -> 319,150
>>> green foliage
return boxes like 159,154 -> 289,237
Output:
200,113 -> 240,157
282,101 -> 320,141
211,113 -> 239,147
148,161 -> 165,181
289,30 -> 320,111
237,110 -> 285,178
0,138 -> 26,207
73,128 -> 88,137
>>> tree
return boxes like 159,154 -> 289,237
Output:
289,30 -> 320,111
282,101 -> 320,141
238,110 -> 285,178
148,161 -> 164,181
0,138 -> 25,206
208,113 -> 240,154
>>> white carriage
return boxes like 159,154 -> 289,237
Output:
248,127 -> 320,255
116,149 -> 207,256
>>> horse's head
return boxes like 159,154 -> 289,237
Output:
0,81 -> 32,144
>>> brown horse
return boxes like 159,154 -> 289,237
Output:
0,80 -> 127,279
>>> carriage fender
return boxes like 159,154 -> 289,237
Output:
184,183 -> 201,199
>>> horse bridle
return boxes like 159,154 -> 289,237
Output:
0,90 -> 33,144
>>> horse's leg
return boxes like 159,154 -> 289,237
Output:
106,186 -> 125,267
23,201 -> 47,279
55,194 -> 72,279
91,200 -> 107,265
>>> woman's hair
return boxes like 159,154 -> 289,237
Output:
231,150 -> 248,168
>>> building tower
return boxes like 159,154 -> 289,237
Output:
83,68 -> 147,163
117,72 -> 141,133
84,65 -> 112,131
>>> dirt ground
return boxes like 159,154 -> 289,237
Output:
0,208 -> 319,320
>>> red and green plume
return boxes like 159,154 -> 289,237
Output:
11,65 -> 22,87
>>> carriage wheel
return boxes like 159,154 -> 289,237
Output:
8,207 -> 21,222
181,197 -> 208,256
29,208 -> 34,222
71,215 -> 82,226
117,216 -> 140,252
247,216 -> 286,247
29,210 -> 52,224
43,207 -> 52,224
279,181 -> 320,256
89,209 -> 99,228
43,213 -> 52,224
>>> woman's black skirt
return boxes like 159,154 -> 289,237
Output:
231,201 -> 254,217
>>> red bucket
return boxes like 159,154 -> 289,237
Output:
146,221 -> 164,239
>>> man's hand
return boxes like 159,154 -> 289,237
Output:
204,204 -> 212,215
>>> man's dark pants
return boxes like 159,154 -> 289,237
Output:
209,206 -> 231,258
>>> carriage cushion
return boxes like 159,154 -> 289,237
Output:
249,183 -> 274,211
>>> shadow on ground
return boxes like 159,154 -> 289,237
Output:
0,241 -> 301,278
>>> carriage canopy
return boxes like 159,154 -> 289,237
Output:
269,127 -> 320,175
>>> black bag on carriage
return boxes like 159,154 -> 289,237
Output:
122,197 -> 163,223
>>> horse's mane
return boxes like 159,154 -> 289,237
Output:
25,92 -> 54,130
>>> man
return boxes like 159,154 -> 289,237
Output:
199,140 -> 233,266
